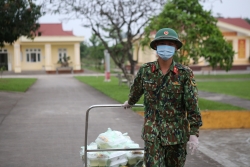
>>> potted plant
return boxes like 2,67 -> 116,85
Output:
56,55 -> 73,74
57,55 -> 71,67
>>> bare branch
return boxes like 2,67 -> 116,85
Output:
42,0 -> 166,74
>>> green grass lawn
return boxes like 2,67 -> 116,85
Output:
198,98 -> 244,110
197,81 -> 250,100
195,73 -> 250,79
0,78 -> 37,92
75,76 -> 144,111
75,76 -> 246,111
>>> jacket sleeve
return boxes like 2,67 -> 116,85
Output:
128,67 -> 144,105
184,70 -> 202,137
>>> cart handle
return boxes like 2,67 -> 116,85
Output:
84,104 -> 144,166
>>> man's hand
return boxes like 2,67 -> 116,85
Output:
122,101 -> 131,109
188,135 -> 199,155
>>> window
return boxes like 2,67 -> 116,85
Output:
58,48 -> 67,62
26,49 -> 41,62
0,49 -> 7,53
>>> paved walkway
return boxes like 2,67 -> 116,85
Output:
0,73 -> 249,167
198,91 -> 250,110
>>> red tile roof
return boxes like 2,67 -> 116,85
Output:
37,23 -> 74,36
218,18 -> 250,30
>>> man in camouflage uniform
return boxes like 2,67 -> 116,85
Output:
123,28 -> 202,167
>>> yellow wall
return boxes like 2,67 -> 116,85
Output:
134,26 -> 250,66
20,44 -> 45,71
1,35 -> 83,73
50,44 -> 75,70
220,34 -> 250,65
1,43 -> 76,71
6,42 -> 78,71
133,42 -> 156,66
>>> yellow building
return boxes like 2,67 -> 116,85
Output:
0,23 -> 84,73
217,18 -> 250,66
133,18 -> 250,70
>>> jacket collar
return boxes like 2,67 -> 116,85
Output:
154,60 -> 178,74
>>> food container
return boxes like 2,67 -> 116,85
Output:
127,151 -> 144,166
85,152 -> 109,167
108,151 -> 127,162
109,158 -> 128,167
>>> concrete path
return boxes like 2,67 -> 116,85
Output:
199,129 -> 250,167
198,91 -> 250,110
0,73 -> 249,167
0,75 -> 144,167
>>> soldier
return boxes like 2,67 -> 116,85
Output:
123,28 -> 202,167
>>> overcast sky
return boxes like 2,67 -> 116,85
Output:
38,0 -> 250,41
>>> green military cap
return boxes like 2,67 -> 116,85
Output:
150,28 -> 183,50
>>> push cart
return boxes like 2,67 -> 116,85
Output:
83,104 -> 144,167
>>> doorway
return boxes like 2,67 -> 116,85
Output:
0,53 -> 8,70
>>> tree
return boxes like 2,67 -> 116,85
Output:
244,18 -> 250,24
88,34 -> 105,69
45,0 -> 166,77
80,34 -> 106,70
80,42 -> 90,59
0,0 -> 42,47
142,0 -> 234,71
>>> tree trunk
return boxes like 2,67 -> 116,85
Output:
130,60 -> 136,75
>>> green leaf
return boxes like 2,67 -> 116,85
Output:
141,0 -> 234,70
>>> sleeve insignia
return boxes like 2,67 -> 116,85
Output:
190,79 -> 197,86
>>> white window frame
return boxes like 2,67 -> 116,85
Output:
58,48 -> 67,62
0,49 -> 7,53
26,49 -> 41,63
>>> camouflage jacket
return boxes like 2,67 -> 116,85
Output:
128,60 -> 202,145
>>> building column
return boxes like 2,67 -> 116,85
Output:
14,43 -> 21,73
246,39 -> 250,62
74,43 -> 81,70
45,44 -> 52,71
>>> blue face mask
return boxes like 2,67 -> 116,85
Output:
156,45 -> 175,61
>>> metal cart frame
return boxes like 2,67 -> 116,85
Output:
84,104 -> 144,167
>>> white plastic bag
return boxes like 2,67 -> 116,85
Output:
80,142 -> 98,161
95,128 -> 128,149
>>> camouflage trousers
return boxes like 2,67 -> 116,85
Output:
144,138 -> 187,167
